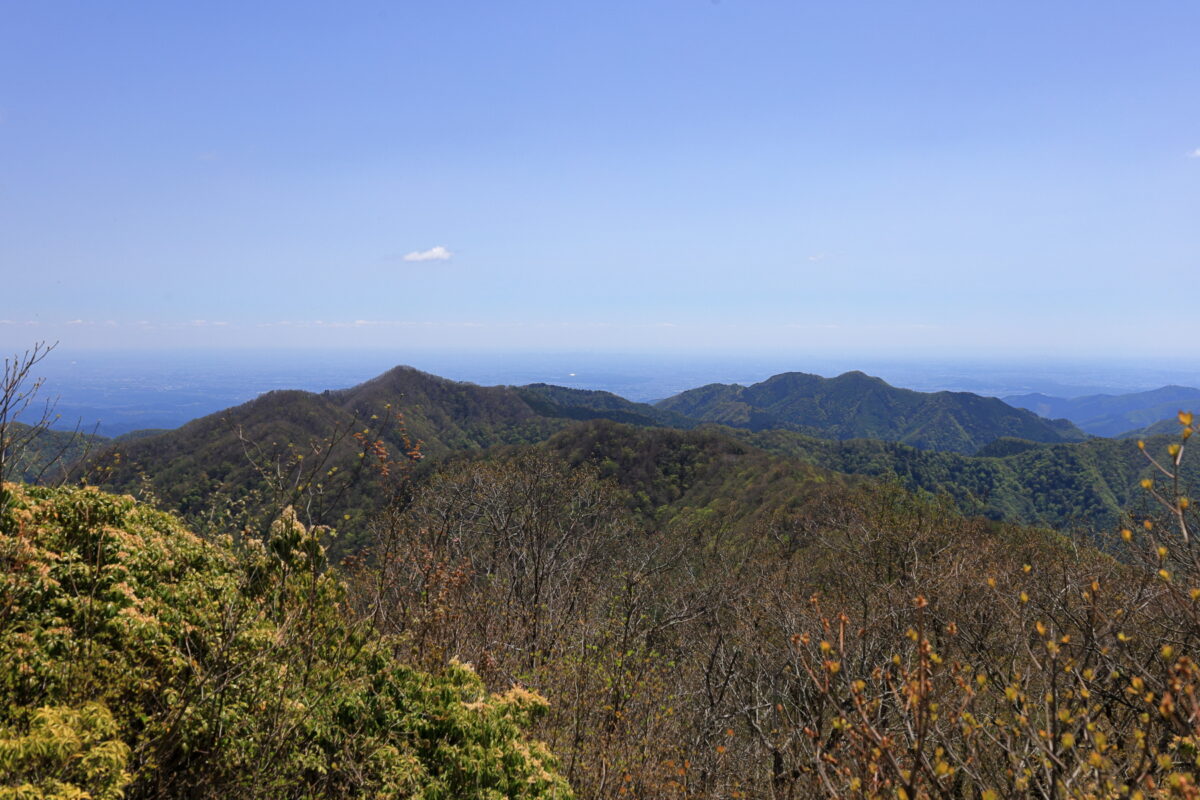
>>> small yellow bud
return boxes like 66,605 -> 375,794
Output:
1180,411 -> 1194,427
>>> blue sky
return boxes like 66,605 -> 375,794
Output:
2,1 -> 1198,357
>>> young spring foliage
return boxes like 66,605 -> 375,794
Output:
0,483 -> 571,800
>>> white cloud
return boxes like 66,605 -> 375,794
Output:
402,245 -> 453,262
1189,148 -> 1200,158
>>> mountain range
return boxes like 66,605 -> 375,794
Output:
1004,385 -> 1200,437
656,370 -> 1086,453
48,364 -> 1194,551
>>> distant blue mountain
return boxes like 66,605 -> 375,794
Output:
1004,385 -> 1200,437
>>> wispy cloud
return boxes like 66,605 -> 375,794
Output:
402,245 -> 453,262
1189,148 -> 1200,159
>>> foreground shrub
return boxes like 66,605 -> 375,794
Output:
0,483 -> 571,800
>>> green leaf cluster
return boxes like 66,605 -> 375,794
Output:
0,483 -> 571,800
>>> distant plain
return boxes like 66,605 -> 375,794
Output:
33,348 -> 1200,436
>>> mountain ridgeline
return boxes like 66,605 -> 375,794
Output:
1005,385 -> 1200,437
655,370 -> 1087,453
65,363 -> 1199,549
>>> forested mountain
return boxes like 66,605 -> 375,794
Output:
656,370 -> 1087,453
1005,385 -> 1200,436
73,365 -> 1189,547
736,428 -> 1194,535
78,367 -> 695,548
10,362 -> 1200,800
301,429 -> 1200,799
540,421 -> 850,526
512,382 -> 696,428
463,420 -> 1186,537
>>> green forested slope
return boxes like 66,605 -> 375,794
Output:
539,420 -> 851,526
70,366 -> 1190,548
83,368 -> 687,539
455,420 -> 1182,537
738,427 -> 1191,534
657,370 -> 1087,453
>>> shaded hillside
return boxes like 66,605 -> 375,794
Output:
737,427 -> 1195,534
1005,385 -> 1200,437
657,370 -> 1086,453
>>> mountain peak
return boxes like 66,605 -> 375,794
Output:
658,369 -> 1086,453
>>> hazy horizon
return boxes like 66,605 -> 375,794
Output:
23,346 -> 1200,436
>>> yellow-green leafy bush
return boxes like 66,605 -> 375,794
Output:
0,483 -> 570,800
